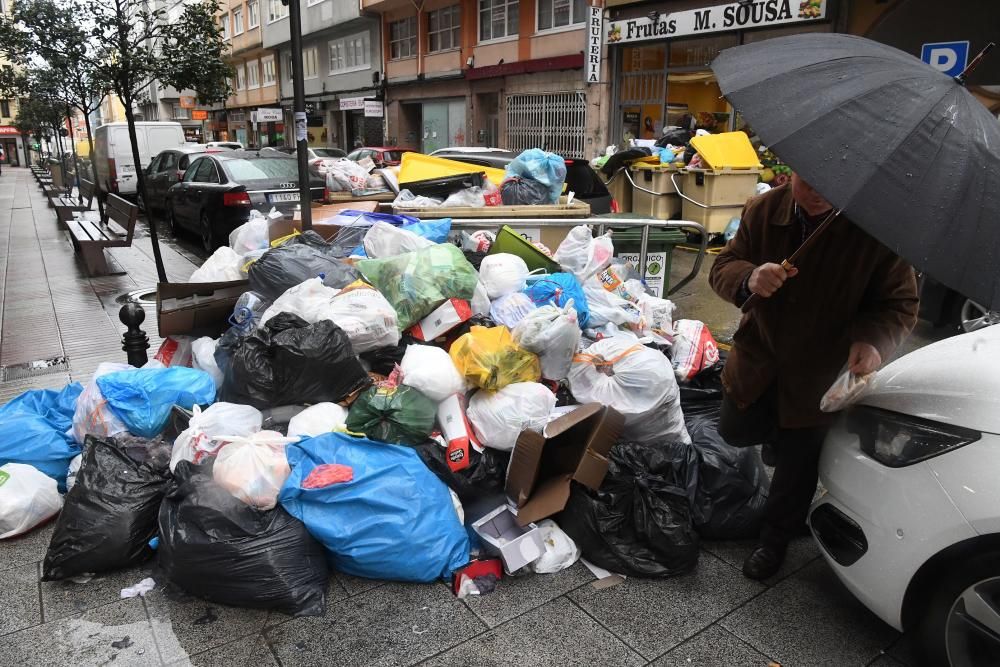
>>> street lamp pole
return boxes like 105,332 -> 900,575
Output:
285,0 -> 312,231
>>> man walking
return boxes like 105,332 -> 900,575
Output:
709,174 -> 919,580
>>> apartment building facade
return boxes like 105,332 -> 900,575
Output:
261,0 -> 383,150
0,0 -> 24,164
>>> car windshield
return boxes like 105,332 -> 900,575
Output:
313,148 -> 346,158
222,157 -> 299,182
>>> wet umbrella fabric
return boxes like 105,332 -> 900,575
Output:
712,34 -> 1000,310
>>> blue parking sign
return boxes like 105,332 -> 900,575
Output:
921,41 -> 970,77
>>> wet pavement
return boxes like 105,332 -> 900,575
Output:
0,166 -> 942,666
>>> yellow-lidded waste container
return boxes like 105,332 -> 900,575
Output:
679,131 -> 761,234
629,164 -> 680,220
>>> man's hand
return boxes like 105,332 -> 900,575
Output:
848,341 -> 882,375
748,262 -> 799,298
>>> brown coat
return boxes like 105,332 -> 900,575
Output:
709,184 -> 919,428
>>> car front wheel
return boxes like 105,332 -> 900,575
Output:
919,553 -> 1000,666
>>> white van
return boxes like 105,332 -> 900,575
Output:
93,122 -> 186,199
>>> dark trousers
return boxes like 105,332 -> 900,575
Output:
718,387 -> 827,549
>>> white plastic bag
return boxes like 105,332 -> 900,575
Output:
553,225 -> 615,281
260,277 -> 339,326
400,345 -> 466,402
0,463 -> 63,539
287,403 -> 350,438
512,301 -> 582,381
191,336 -> 223,388
393,189 -> 444,208
489,292 -> 537,328
820,370 -> 876,413
212,431 -> 297,510
569,337 -> 690,444
529,519 -> 581,574
153,335 -> 194,367
442,187 -> 486,208
467,382 -> 556,451
188,246 -> 244,283
325,159 -> 371,192
170,403 -> 263,472
72,362 -> 132,444
672,319 -> 720,382
583,277 -> 642,328
471,280 -> 491,315
323,283 -> 400,353
633,290 -> 676,342
479,253 -> 529,299
363,221 -> 434,258
229,212 -> 271,253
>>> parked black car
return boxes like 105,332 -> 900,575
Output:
166,151 -> 324,252
143,145 -> 231,214
430,148 -> 615,214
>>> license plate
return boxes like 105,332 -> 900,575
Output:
269,192 -> 299,203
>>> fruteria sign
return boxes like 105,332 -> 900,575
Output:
606,0 -> 827,45
585,5 -> 603,84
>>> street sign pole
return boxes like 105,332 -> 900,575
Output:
285,0 -> 312,231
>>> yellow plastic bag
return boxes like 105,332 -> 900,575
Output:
449,326 -> 541,391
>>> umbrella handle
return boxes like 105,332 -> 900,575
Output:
739,258 -> 795,313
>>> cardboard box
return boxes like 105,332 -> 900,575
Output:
156,280 -> 248,338
410,298 -> 472,341
505,403 -> 625,526
269,201 -> 380,243
471,505 -> 545,572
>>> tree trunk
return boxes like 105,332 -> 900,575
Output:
21,134 -> 30,167
66,107 -> 81,196
123,98 -> 167,283
81,107 -> 104,219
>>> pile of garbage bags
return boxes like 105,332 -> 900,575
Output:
0,210 -> 770,618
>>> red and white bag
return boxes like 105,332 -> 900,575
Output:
154,336 -> 194,367
671,319 -> 720,382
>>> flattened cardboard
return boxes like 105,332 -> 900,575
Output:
505,403 -> 624,526
157,280 -> 248,337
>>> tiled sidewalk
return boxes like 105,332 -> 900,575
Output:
0,166 -> 918,666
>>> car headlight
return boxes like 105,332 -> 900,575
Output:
846,406 -> 981,468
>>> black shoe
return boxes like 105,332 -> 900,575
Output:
742,543 -> 786,580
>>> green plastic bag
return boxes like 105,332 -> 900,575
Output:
345,385 -> 437,446
357,244 -> 478,330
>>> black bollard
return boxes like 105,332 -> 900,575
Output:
119,302 -> 150,367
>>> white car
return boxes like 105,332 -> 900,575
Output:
810,324 -> 1000,667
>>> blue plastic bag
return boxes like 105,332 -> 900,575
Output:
523,273 -> 590,328
279,433 -> 470,582
97,367 -> 216,438
0,383 -> 84,491
325,210 -> 421,228
504,149 -> 567,204
349,218 -> 452,258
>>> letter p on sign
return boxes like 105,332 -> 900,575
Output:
921,41 -> 969,78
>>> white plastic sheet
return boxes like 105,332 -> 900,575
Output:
170,403 -> 263,472
0,463 -> 63,539
467,382 -> 556,451
189,246 -> 244,283
400,345 -> 466,402
479,253 -> 529,299
512,301 -> 581,380
287,402 -> 350,438
213,431 -> 297,510
553,225 -> 614,281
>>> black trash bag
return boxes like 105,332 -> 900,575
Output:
449,314 -> 497,341
463,250 -> 487,270
43,435 -> 172,580
656,127 -> 693,148
248,230 -> 359,300
219,312 -> 371,409
557,440 -> 700,577
678,349 -> 727,402
685,401 -> 769,541
500,177 -> 550,206
158,461 -> 329,617
599,147 -> 652,177
360,335 -> 435,376
413,440 -> 511,504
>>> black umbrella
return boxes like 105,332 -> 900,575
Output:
712,34 -> 1000,310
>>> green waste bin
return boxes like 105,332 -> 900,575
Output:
595,213 -> 687,295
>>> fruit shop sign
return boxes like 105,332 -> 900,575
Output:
605,0 -> 827,45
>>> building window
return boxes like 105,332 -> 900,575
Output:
537,0 -> 584,31
232,7 -> 243,35
268,0 -> 287,23
428,5 -> 460,52
247,0 -> 259,28
303,46 -> 318,79
172,104 -> 191,120
285,53 -> 293,79
389,17 -> 416,60
235,63 -> 246,90
479,0 -> 518,41
261,56 -> 276,85
246,59 -> 260,89
0,100 -> 9,118
329,32 -> 370,74
220,12 -> 230,39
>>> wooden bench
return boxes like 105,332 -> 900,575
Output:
43,169 -> 67,206
52,178 -> 96,228
67,193 -> 139,276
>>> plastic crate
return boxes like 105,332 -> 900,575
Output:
630,165 -> 680,220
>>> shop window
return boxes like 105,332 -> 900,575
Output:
262,56 -> 276,86
220,13 -> 229,39
330,32 -> 370,74
246,59 -> 260,89
667,34 -> 738,68
428,5 -> 460,52
390,17 -> 417,60
235,63 -> 246,90
303,47 -> 319,79
479,0 -> 517,42
232,8 -> 243,36
247,0 -> 259,28
172,104 -> 191,120
537,0 -> 585,31
268,0 -> 288,23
